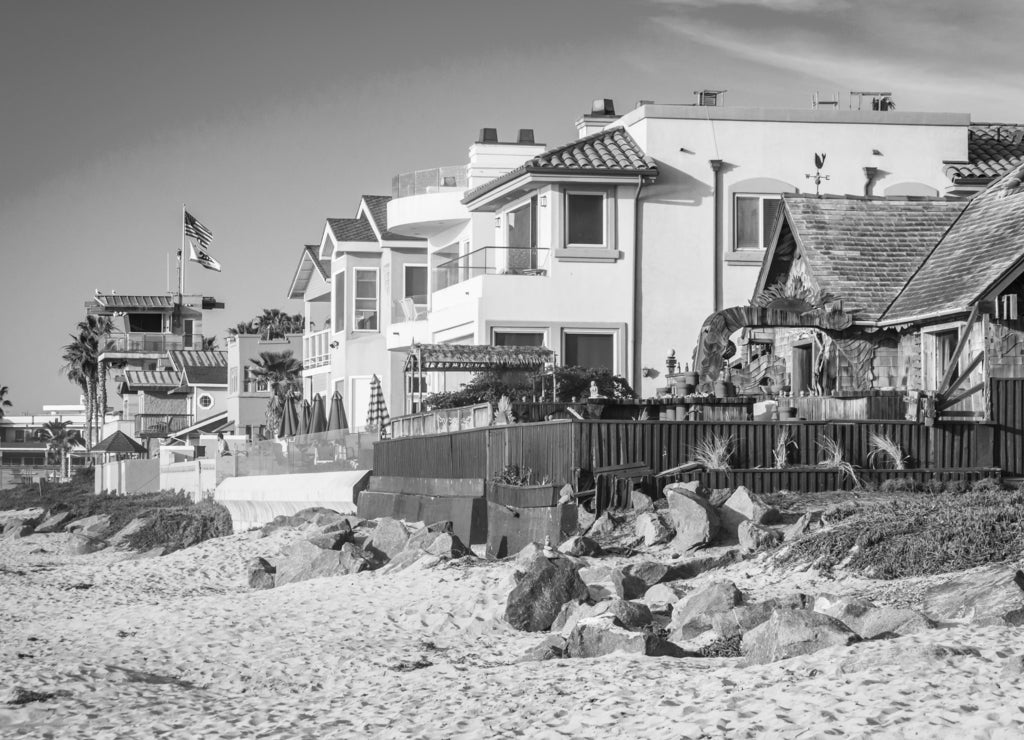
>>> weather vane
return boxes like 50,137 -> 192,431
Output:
806,153 -> 829,195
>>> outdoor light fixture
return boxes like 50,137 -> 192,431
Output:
539,195 -> 547,207
329,341 -> 339,349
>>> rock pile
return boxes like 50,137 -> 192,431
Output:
249,510 -> 471,589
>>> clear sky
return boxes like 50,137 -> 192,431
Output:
2,0 -> 1022,412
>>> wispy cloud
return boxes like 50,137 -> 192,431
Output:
648,0 -> 1024,119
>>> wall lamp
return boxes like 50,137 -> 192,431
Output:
329,341 -> 339,349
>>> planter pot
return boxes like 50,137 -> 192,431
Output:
783,407 -> 798,419
682,372 -> 699,388
714,381 -> 734,398
488,482 -> 561,508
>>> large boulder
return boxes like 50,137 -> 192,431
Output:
672,548 -> 742,578
922,564 -> 1024,625
558,535 -> 602,557
634,512 -> 674,547
34,511 -> 74,534
741,609 -> 859,665
589,598 -> 655,631
423,532 -> 469,559
405,521 -> 454,552
67,532 -> 106,556
666,480 -> 709,501
630,491 -> 655,512
247,557 -> 276,590
275,539 -> 372,586
718,486 -> 780,537
818,596 -> 934,639
622,561 -> 672,588
588,512 -> 623,537
578,565 -> 646,601
669,580 -> 743,641
783,512 -> 813,541
738,521 -> 783,554
66,514 -> 113,540
3,519 -> 35,539
712,595 -> 810,639
261,507 -> 344,536
664,489 -> 720,553
307,530 -> 353,551
565,617 -> 684,659
505,554 -> 589,632
643,581 -> 691,613
520,634 -> 568,662
551,599 -> 593,636
364,517 -> 408,560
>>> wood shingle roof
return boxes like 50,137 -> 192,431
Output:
327,216 -> 376,243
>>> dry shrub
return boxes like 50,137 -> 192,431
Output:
124,501 -> 232,554
780,487 -> 1024,579
691,434 -> 735,470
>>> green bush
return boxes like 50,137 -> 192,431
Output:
423,366 -> 635,409
781,488 -> 1024,579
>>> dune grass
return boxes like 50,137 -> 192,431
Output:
780,481 -> 1024,579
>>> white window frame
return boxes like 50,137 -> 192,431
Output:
564,190 -> 607,249
352,267 -> 379,333
197,393 -> 214,410
491,328 -> 548,348
332,270 -> 345,333
733,193 -> 783,251
561,328 -> 618,373
403,263 -> 428,308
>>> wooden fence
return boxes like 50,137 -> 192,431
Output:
990,378 -> 1024,477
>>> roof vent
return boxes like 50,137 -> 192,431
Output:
478,128 -> 498,143
591,98 -> 615,116
517,129 -> 535,145
695,89 -> 726,106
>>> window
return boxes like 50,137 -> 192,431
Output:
493,330 -> 545,347
198,393 -> 214,410
734,194 -> 782,250
506,199 -> 538,271
407,375 -> 429,393
127,313 -> 163,332
14,429 -> 25,443
353,269 -> 378,331
404,265 -> 428,307
228,368 -> 239,394
564,332 -> 614,370
934,329 -> 960,385
333,272 -> 345,331
566,192 -> 605,247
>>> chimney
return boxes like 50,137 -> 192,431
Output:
575,98 -> 619,138
478,127 -> 498,143
467,128 -> 546,189
517,128 -> 535,145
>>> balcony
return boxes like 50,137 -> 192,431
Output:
101,333 -> 206,357
303,329 -> 331,370
434,247 -> 550,291
387,166 -> 469,239
135,414 -> 193,438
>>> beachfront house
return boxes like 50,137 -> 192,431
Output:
710,161 -> 1024,423
225,332 -> 303,441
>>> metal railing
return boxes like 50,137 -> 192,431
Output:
433,247 -> 550,291
102,333 -> 206,354
134,414 -> 193,438
391,166 -> 467,198
303,329 -> 331,369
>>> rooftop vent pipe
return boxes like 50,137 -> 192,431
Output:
478,128 -> 498,143
517,129 -> 535,145
591,98 -> 615,116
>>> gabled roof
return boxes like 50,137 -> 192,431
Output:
462,127 -> 658,205
946,124 -> 1024,184
405,343 -> 555,372
764,195 -> 967,321
882,163 -> 1024,323
361,194 -> 424,243
327,216 -> 377,243
287,245 -> 331,299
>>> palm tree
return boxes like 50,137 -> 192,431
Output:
36,419 -> 84,479
202,336 -> 218,351
248,350 -> 302,434
61,329 -> 97,448
77,315 -> 113,437
0,385 -> 11,420
227,320 -> 257,337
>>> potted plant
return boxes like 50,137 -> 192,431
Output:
488,464 -> 561,508
682,364 -> 699,394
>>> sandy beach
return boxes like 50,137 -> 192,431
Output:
2,522 -> 1024,739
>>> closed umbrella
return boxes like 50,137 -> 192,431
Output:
366,374 -> 390,439
327,391 -> 349,431
278,396 -> 300,438
298,399 -> 312,436
309,394 -> 328,434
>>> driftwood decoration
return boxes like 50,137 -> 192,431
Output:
832,335 -> 876,391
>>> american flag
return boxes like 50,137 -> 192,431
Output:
184,210 -> 213,248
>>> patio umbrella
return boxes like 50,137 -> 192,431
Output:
309,393 -> 328,434
298,399 -> 312,436
278,396 -> 300,438
327,391 -> 349,431
366,374 -> 390,438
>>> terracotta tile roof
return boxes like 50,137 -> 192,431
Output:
778,195 -> 968,321
167,350 -> 226,373
94,295 -> 175,310
362,194 -> 425,242
463,127 -> 657,204
327,216 -> 376,243
883,163 -> 1024,323
946,123 -> 1024,183
404,343 -> 555,372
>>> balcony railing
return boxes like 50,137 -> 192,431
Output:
135,414 -> 193,438
434,247 -> 550,291
392,166 -> 467,198
102,333 -> 206,354
303,329 -> 331,369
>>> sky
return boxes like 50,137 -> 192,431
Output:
2,0 -> 1023,412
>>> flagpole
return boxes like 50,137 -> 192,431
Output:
180,203 -> 187,297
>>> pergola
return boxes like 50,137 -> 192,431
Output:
92,430 -> 149,461
403,343 -> 556,413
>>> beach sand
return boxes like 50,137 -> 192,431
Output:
2,525 -> 1024,739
